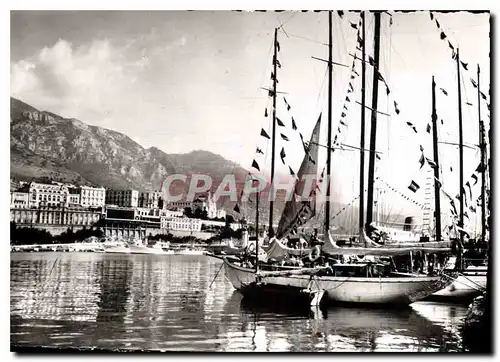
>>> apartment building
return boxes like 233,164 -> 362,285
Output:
105,189 -> 139,207
138,191 -> 161,209
80,186 -> 106,208
28,182 -> 69,208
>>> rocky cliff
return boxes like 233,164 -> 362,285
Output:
10,97 -> 248,198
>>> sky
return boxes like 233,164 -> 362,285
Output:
10,10 -> 490,225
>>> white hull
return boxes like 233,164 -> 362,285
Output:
128,245 -> 174,255
104,246 -> 131,254
176,249 -> 206,255
430,274 -> 486,301
224,258 -> 448,305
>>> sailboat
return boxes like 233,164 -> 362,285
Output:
427,46 -> 489,303
223,11 -> 452,305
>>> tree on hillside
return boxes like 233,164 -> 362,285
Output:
10,223 -> 53,245
194,208 -> 203,219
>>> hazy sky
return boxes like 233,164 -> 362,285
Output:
11,10 -> 490,222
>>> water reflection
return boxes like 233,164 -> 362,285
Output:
236,297 -> 454,352
11,253 -> 466,352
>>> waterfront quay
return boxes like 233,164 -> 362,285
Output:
10,179 -> 240,241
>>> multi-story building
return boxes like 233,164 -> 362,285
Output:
67,188 -> 81,206
10,191 -> 30,209
105,189 -> 139,208
165,200 -> 192,211
103,206 -> 159,238
105,206 -> 138,220
138,191 -> 161,209
80,186 -> 106,208
201,219 -> 241,231
161,209 -> 183,218
10,205 -> 103,226
161,216 -> 201,232
28,182 -> 69,208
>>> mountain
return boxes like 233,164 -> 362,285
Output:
10,97 -> 249,198
10,97 -> 413,226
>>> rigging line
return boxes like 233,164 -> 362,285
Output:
460,68 -> 479,144
388,40 -> 410,74
316,65 -> 328,105
387,206 -> 406,229
278,11 -> 299,30
433,15 -> 461,50
226,36 -> 275,212
285,32 -> 328,46
386,14 -> 394,158
261,36 -> 277,173
335,11 -> 349,68
382,196 -> 397,225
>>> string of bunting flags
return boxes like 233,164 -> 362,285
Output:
330,194 -> 361,222
377,178 -> 425,209
407,78 -> 465,195
429,11 -> 490,113
422,158 -> 488,223
236,37 -> 322,214
339,13 -> 436,192
330,176 -> 381,222
252,36 -> 295,177
340,13 -> 431,165
234,44 -> 282,215
331,14 -> 363,149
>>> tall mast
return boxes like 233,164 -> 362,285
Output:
456,49 -> 464,269
359,11 -> 367,245
431,76 -> 442,241
325,11 -> 333,235
365,11 -> 382,230
255,186 -> 259,273
477,64 -> 486,243
268,28 -> 278,237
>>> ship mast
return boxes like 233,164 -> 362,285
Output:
456,49 -> 464,270
365,11 -> 382,231
268,28 -> 278,237
431,76 -> 442,241
359,11 -> 367,245
324,10 -> 333,236
255,182 -> 260,273
477,64 -> 486,244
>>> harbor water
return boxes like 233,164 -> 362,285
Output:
11,252 -> 468,352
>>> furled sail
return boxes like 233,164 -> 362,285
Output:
276,115 -> 322,239
266,236 -> 311,260
323,231 -> 451,256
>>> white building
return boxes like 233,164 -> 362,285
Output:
28,182 -> 69,208
161,209 -> 184,218
161,216 -> 201,232
165,200 -> 192,210
10,206 -> 102,226
80,186 -> 106,208
67,192 -> 81,206
201,219 -> 241,231
139,191 -> 161,209
105,189 -> 139,207
137,207 -> 161,218
10,192 -> 30,209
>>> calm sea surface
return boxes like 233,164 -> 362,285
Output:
11,252 -> 468,352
